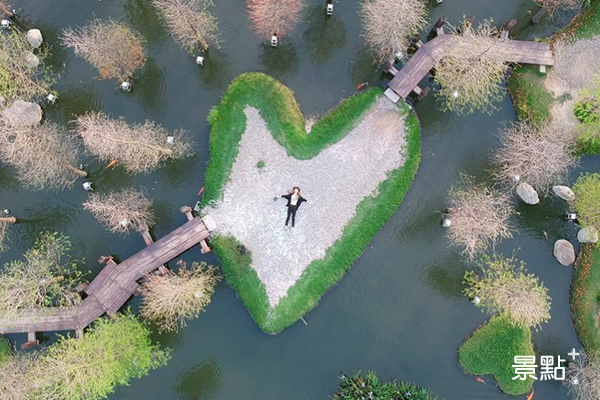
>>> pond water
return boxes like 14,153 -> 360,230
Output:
2,0 -> 593,399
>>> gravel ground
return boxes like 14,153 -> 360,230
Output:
554,35 -> 600,90
205,96 -> 407,306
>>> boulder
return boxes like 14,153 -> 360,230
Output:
2,100 -> 42,126
577,226 -> 599,244
554,239 -> 575,266
552,185 -> 575,201
516,182 -> 539,205
21,51 -> 39,68
26,29 -> 43,48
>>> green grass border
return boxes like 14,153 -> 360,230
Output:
458,315 -> 534,396
0,336 -> 9,365
202,72 -> 421,334
571,243 -> 600,352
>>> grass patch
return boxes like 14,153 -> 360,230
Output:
203,72 -> 420,334
507,65 -> 553,126
458,315 -> 534,396
571,243 -> 600,352
554,0 -> 600,42
0,336 -> 9,365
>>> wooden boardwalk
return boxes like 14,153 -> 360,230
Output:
0,213 -> 213,336
387,28 -> 554,100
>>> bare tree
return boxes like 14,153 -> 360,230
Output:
0,216 -> 16,253
360,0 -> 428,63
533,0 -> 584,21
0,27 -> 52,103
61,19 -> 146,82
0,232 -> 82,321
0,121 -> 87,191
567,350 -> 600,400
464,254 -> 551,329
247,0 -> 307,40
0,0 -> 13,17
152,0 -> 220,53
493,121 -> 577,193
76,112 -> 192,174
83,189 -> 155,235
140,261 -> 220,333
447,175 -> 513,260
434,19 -> 513,114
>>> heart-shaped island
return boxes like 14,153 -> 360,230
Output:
201,72 -> 420,334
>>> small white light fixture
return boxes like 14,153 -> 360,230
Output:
46,93 -> 57,104
271,34 -> 278,47
472,296 -> 481,305
452,90 -> 459,98
572,377 -> 579,385
442,218 -> 451,228
194,290 -> 203,299
512,174 -> 521,182
394,51 -> 404,61
120,81 -> 132,92
166,136 -> 175,145
436,0 -> 443,3
326,3 -> 333,15
1,19 -> 10,29
119,219 -> 130,228
82,182 -> 93,191
196,55 -> 204,66
567,212 -> 578,221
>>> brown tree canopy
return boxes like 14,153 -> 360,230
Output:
0,28 -> 52,103
76,112 -> 192,174
83,189 -> 155,235
567,350 -> 600,400
434,19 -> 512,114
247,0 -> 307,40
61,19 -> 146,82
140,261 -> 220,332
493,121 -> 577,193
360,0 -> 428,63
447,175 -> 513,260
0,120 -> 86,191
152,0 -> 220,53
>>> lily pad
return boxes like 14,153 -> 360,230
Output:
201,73 -> 420,334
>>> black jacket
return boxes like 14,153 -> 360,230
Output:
282,194 -> 307,210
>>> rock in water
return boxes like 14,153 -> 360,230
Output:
578,226 -> 599,244
516,182 -> 540,205
22,51 -> 39,68
26,29 -> 43,48
552,185 -> 575,201
2,100 -> 42,126
554,239 -> 575,266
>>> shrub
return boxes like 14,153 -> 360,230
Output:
247,0 -> 307,40
567,350 -> 600,400
0,27 -> 53,103
574,98 -> 600,124
37,313 -> 169,400
464,254 -> 551,329
332,371 -> 436,400
140,261 -> 220,333
447,175 -> 512,260
0,232 -> 83,321
573,173 -> 600,228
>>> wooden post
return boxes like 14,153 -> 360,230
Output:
434,16 -> 446,36
180,206 -> 194,221
75,328 -> 84,339
200,240 -> 212,254
140,226 -> 154,247
21,332 -> 39,350
0,216 -> 16,224
532,7 -> 548,24
500,19 -> 517,39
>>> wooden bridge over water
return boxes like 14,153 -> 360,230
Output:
0,207 -> 214,344
384,18 -> 555,102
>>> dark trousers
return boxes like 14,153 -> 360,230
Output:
285,207 -> 298,227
